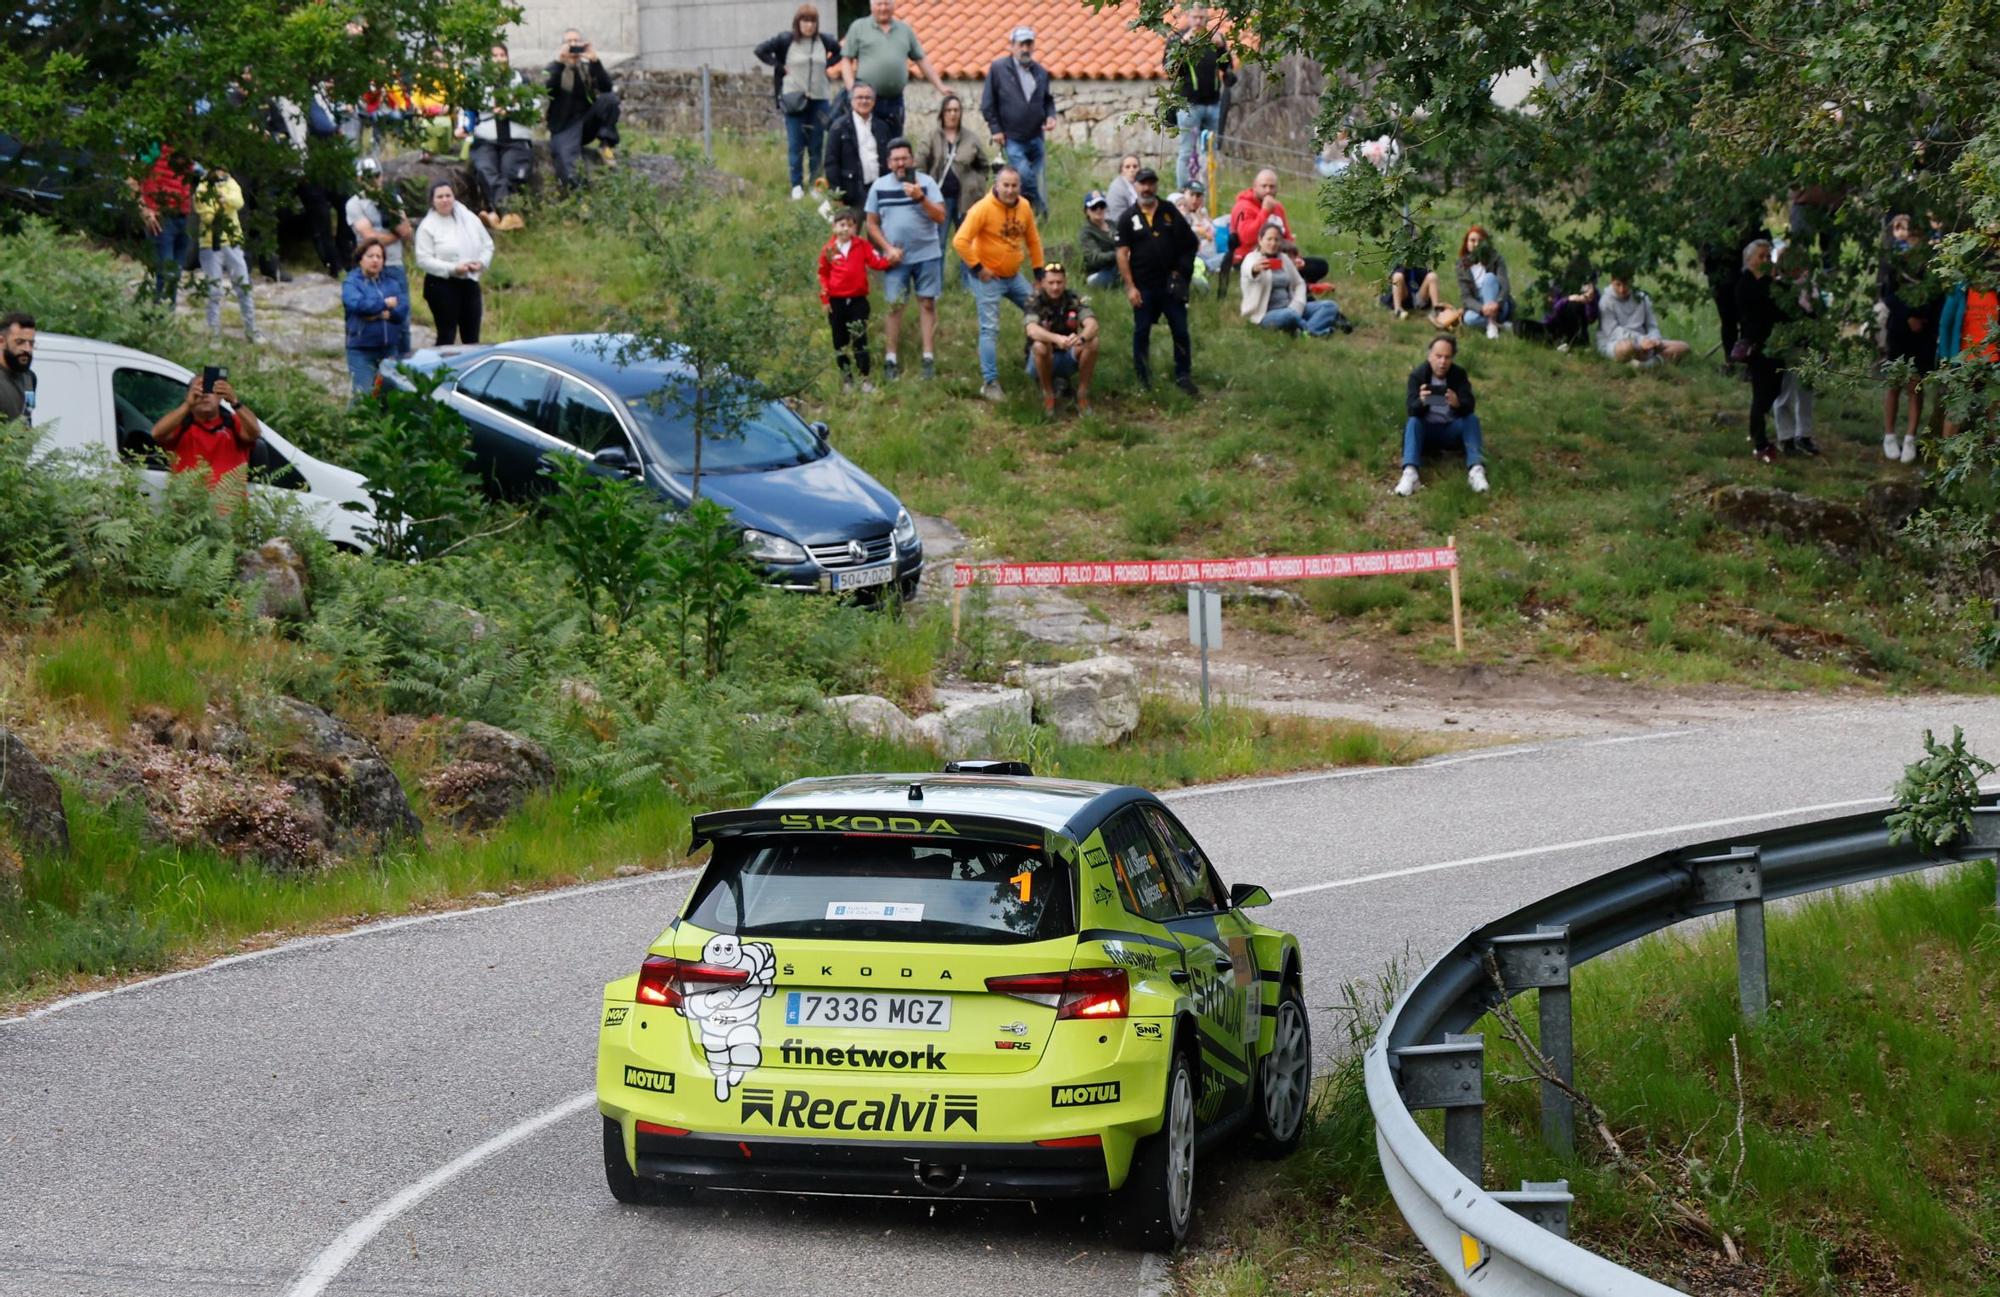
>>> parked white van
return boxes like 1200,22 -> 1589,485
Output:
27,333 -> 376,550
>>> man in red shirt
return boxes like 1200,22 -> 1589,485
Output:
150,374 -> 263,486
1227,168 -> 1327,284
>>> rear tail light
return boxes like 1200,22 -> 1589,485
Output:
635,1120 -> 689,1137
985,967 -> 1129,1020
1036,1134 -> 1103,1148
635,954 -> 752,1009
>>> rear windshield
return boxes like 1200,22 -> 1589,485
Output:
687,836 -> 1073,944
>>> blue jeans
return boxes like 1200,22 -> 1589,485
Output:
1259,308 -> 1304,333
1403,415 -> 1484,468
971,270 -> 1033,383
347,345 -> 397,397
1176,102 -> 1222,188
874,92 -> 906,136
1085,269 -> 1120,289
1003,135 -> 1046,215
782,101 -> 830,189
150,214 -> 191,304
1300,300 -> 1345,336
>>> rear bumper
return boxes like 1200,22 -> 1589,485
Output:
635,1127 -> 1109,1198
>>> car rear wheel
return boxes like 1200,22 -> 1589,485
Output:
1108,1049 -> 1197,1250
1250,982 -> 1312,1158
602,1115 -> 663,1205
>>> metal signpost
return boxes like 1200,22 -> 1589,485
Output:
1187,584 -> 1221,715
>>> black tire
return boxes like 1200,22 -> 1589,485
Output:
1107,1048 -> 1197,1251
1249,979 -> 1312,1159
602,1114 -> 663,1205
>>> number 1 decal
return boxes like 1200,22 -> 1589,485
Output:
1009,870 -> 1033,903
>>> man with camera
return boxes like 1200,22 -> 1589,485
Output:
149,370 -> 263,487
865,138 -> 946,382
1115,166 -> 1200,396
0,312 -> 35,426
1395,334 -> 1486,496
546,28 -> 620,192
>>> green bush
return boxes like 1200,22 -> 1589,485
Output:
0,218 -> 178,351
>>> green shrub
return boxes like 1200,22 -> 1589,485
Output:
0,218 -> 178,352
341,371 -> 488,561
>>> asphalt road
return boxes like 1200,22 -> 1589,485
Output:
6,697 -> 1997,1297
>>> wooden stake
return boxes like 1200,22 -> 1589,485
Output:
951,581 -> 963,640
1448,533 -> 1465,655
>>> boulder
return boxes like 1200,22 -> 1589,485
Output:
1863,480 -> 1927,534
1709,485 -> 1875,555
424,721 -> 556,830
924,687 -> 1034,754
827,695 -> 925,746
1021,657 -> 1142,747
0,726 -> 68,858
263,697 -> 422,850
238,537 -> 310,622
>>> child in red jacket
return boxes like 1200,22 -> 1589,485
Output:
817,209 -> 896,390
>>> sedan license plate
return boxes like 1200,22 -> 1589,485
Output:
785,991 -> 951,1031
829,563 -> 894,592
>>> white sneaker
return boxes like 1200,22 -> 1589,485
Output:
1899,434 -> 1917,464
1883,433 -> 1899,460
790,185 -> 805,201
1394,466 -> 1419,497
980,382 -> 1005,403
1485,321 -> 1501,340
1468,465 -> 1489,493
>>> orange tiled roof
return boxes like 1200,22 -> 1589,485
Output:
897,1 -> 1167,81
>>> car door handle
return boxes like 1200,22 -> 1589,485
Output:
1169,969 -> 1192,985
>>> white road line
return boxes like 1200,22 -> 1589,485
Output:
282,1090 -> 597,1297
1268,794 -> 1898,899
1160,729 -> 1696,802
1,870 -> 694,1026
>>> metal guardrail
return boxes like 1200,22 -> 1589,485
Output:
1366,797 -> 2000,1295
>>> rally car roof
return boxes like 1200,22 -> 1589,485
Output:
737,772 -> 1155,838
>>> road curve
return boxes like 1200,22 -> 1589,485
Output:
5,697 -> 1997,1297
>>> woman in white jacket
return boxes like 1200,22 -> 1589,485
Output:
1239,224 -> 1347,336
414,180 -> 495,344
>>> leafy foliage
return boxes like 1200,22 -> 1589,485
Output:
659,498 -> 762,678
538,453 -> 668,626
1888,726 -> 1996,850
341,370 -> 488,562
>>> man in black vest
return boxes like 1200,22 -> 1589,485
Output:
1115,168 -> 1200,395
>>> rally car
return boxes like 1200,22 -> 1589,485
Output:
595,763 -> 1312,1249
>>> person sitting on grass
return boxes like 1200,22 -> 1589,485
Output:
1518,257 -> 1596,349
1174,184 -> 1224,282
1024,261 -> 1099,417
1078,190 -> 1120,288
1597,270 -> 1690,366
817,207 -> 898,391
1382,263 -> 1459,327
150,373 -> 262,487
1394,334 -> 1486,496
1455,225 -> 1514,339
1239,223 -> 1348,336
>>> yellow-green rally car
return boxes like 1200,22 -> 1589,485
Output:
596,763 -> 1312,1249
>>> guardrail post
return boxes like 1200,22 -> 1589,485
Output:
1488,925 -> 1572,1153
1392,1032 -> 1484,1183
1692,848 -> 1766,1022
1968,808 -> 2000,912
1491,1179 -> 1573,1239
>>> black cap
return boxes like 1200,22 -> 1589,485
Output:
1134,166 -> 1159,184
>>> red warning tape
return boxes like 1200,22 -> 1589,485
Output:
952,546 -> 1458,589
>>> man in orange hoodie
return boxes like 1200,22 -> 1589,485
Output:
1227,168 -> 1327,284
951,165 -> 1044,401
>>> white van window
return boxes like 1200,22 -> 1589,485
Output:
112,368 -> 182,466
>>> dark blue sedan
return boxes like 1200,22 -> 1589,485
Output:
388,334 -> 923,597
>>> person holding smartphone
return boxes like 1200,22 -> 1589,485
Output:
545,27 -> 620,191
1395,334 -> 1485,496
864,138 -> 944,381
150,371 -> 263,487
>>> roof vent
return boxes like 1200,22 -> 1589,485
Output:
942,759 -> 1034,777
908,782 -> 923,801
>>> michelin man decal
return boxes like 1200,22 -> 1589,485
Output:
677,934 -> 777,1100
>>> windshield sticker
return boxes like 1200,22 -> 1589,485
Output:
824,901 -> 926,922
677,933 -> 776,1101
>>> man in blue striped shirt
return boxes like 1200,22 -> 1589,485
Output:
865,137 -> 946,381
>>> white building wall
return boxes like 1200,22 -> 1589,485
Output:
635,0 -> 799,72
507,0 -> 641,65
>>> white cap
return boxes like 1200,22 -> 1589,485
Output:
1009,25 -> 1035,42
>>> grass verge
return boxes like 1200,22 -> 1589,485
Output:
1186,862 -> 2000,1296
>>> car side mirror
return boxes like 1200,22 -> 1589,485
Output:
1229,883 -> 1272,909
594,445 -> 641,476
810,420 -> 831,444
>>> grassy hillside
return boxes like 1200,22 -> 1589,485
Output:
1188,862 -> 2000,1295
469,134 -> 1988,691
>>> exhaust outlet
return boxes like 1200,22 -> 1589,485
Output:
914,1162 -> 967,1193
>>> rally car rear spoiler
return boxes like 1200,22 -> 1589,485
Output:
689,808 -> 1067,854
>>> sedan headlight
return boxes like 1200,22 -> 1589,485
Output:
741,528 -> 808,564
892,508 -> 919,548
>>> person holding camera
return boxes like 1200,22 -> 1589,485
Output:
1115,166 -> 1200,396
192,164 -> 259,343
865,138 -> 946,381
1395,334 -> 1486,496
546,28 -> 620,191
150,371 -> 262,486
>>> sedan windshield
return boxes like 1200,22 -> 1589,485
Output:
623,387 -> 826,475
